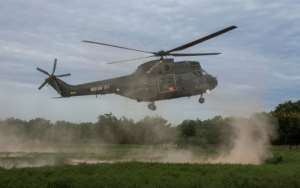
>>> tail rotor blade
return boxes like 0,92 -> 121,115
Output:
37,67 -> 50,76
52,58 -> 57,75
38,80 -> 48,90
37,58 -> 70,93
56,73 -> 71,77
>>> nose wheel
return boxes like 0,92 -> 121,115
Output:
148,102 -> 157,111
199,96 -> 205,104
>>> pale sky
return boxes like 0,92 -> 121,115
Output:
0,0 -> 299,124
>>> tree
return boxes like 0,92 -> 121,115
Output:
272,100 -> 300,145
178,120 -> 196,137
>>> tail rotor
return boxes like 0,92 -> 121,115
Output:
37,58 -> 71,90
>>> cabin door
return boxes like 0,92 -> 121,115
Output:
158,74 -> 177,93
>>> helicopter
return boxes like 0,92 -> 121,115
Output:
37,25 -> 237,110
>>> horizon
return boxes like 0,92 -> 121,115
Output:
1,99 -> 296,125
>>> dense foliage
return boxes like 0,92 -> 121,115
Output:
272,100 -> 300,145
0,114 -> 176,145
177,116 -> 233,147
0,100 -> 299,146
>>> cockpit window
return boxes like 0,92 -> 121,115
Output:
193,70 -> 202,76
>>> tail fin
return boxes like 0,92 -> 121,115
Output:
47,77 -> 72,97
37,58 -> 72,97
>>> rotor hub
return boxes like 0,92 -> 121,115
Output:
155,50 -> 167,56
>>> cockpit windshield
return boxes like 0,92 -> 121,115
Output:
193,69 -> 208,76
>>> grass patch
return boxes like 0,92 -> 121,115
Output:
0,147 -> 299,188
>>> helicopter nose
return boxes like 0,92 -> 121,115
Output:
208,75 -> 218,90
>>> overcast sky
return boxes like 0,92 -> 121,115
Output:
0,0 -> 299,124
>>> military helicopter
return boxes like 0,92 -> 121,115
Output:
37,25 -> 237,110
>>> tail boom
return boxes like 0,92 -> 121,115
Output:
49,78 -> 115,97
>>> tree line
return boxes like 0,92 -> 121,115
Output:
0,100 -> 299,146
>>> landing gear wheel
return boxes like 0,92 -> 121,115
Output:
199,97 -> 205,104
148,102 -> 157,111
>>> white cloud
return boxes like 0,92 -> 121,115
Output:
273,72 -> 300,81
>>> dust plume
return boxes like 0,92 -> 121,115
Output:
0,112 -> 277,168
119,114 -> 277,165
205,115 -> 277,164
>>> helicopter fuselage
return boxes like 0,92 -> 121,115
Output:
50,59 -> 217,103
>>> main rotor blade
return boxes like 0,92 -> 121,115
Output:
107,55 -> 155,64
52,58 -> 57,75
82,40 -> 155,54
52,97 -> 65,99
38,80 -> 48,90
166,25 -> 237,53
56,73 -> 71,77
169,52 -> 221,56
37,67 -> 50,76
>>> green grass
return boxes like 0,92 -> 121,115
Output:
0,147 -> 300,188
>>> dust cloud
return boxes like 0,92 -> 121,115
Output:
0,113 -> 277,168
122,115 -> 276,165
204,116 -> 276,164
